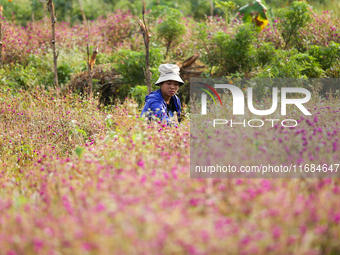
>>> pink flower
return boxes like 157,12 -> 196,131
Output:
137,159 -> 145,169
95,203 -> 106,212
272,226 -> 281,240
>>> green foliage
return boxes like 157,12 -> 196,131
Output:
57,63 -> 74,85
325,60 -> 340,78
156,8 -> 187,58
149,5 -> 172,19
0,49 -> 87,90
194,22 -> 213,71
293,53 -> 325,78
257,49 -> 324,78
211,24 -> 257,74
214,1 -> 239,24
37,56 -> 79,87
277,1 -> 312,49
256,42 -> 277,66
0,63 -> 40,89
2,0 -> 340,27
307,43 -> 340,70
113,48 -> 163,86
148,0 -> 211,20
257,49 -> 303,78
94,53 -> 112,66
54,0 -> 73,21
70,0 -> 108,24
1,0 -> 42,26
186,0 -> 213,20
130,85 -> 148,106
75,146 -> 85,159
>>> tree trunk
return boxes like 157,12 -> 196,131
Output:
87,59 -> 93,98
210,0 -> 214,16
47,0 -> 59,91
86,22 -> 93,98
78,0 -> 87,24
165,40 -> 171,59
137,3 -> 152,94
144,37 -> 151,94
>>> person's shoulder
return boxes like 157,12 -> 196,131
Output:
144,89 -> 162,103
146,89 -> 162,100
174,94 -> 181,100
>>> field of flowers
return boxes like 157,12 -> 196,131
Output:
0,86 -> 340,254
1,0 -> 340,254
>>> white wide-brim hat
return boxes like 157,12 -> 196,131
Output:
155,64 -> 184,86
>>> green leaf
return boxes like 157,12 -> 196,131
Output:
77,129 -> 88,138
75,146 -> 85,159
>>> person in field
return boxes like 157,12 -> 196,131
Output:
140,64 -> 183,125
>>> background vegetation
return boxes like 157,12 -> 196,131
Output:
1,0 -> 340,103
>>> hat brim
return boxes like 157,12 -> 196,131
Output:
155,74 -> 184,86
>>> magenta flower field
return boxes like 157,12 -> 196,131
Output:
1,1 -> 340,254
0,87 -> 340,255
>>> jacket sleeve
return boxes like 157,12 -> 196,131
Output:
149,100 -> 172,124
140,94 -> 178,126
140,101 -> 150,118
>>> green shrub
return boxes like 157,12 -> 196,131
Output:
149,0 -> 212,20
156,8 -> 187,58
0,63 -> 40,89
257,49 -> 309,78
293,53 -> 324,78
58,62 -> 74,85
325,60 -> 340,78
43,62 -> 75,88
113,48 -> 163,86
149,5 -> 172,19
256,42 -> 277,66
211,24 -> 257,74
277,1 -> 312,50
215,1 -> 239,24
194,22 -> 214,72
1,1 -> 41,26
130,85 -> 148,106
70,0 -> 108,24
307,43 -> 340,70
258,49 -> 324,78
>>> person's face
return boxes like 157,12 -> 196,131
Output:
160,80 -> 180,98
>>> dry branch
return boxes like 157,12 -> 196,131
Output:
137,0 -> 152,94
180,54 -> 200,69
85,21 -> 98,98
78,0 -> 87,24
86,46 -> 99,98
47,0 -> 59,92
210,0 -> 214,16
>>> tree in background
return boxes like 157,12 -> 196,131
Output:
156,8 -> 186,59
214,1 -> 239,25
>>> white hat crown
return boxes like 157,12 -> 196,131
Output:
159,64 -> 180,76
155,64 -> 184,86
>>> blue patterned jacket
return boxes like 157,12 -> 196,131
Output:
140,89 -> 181,124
